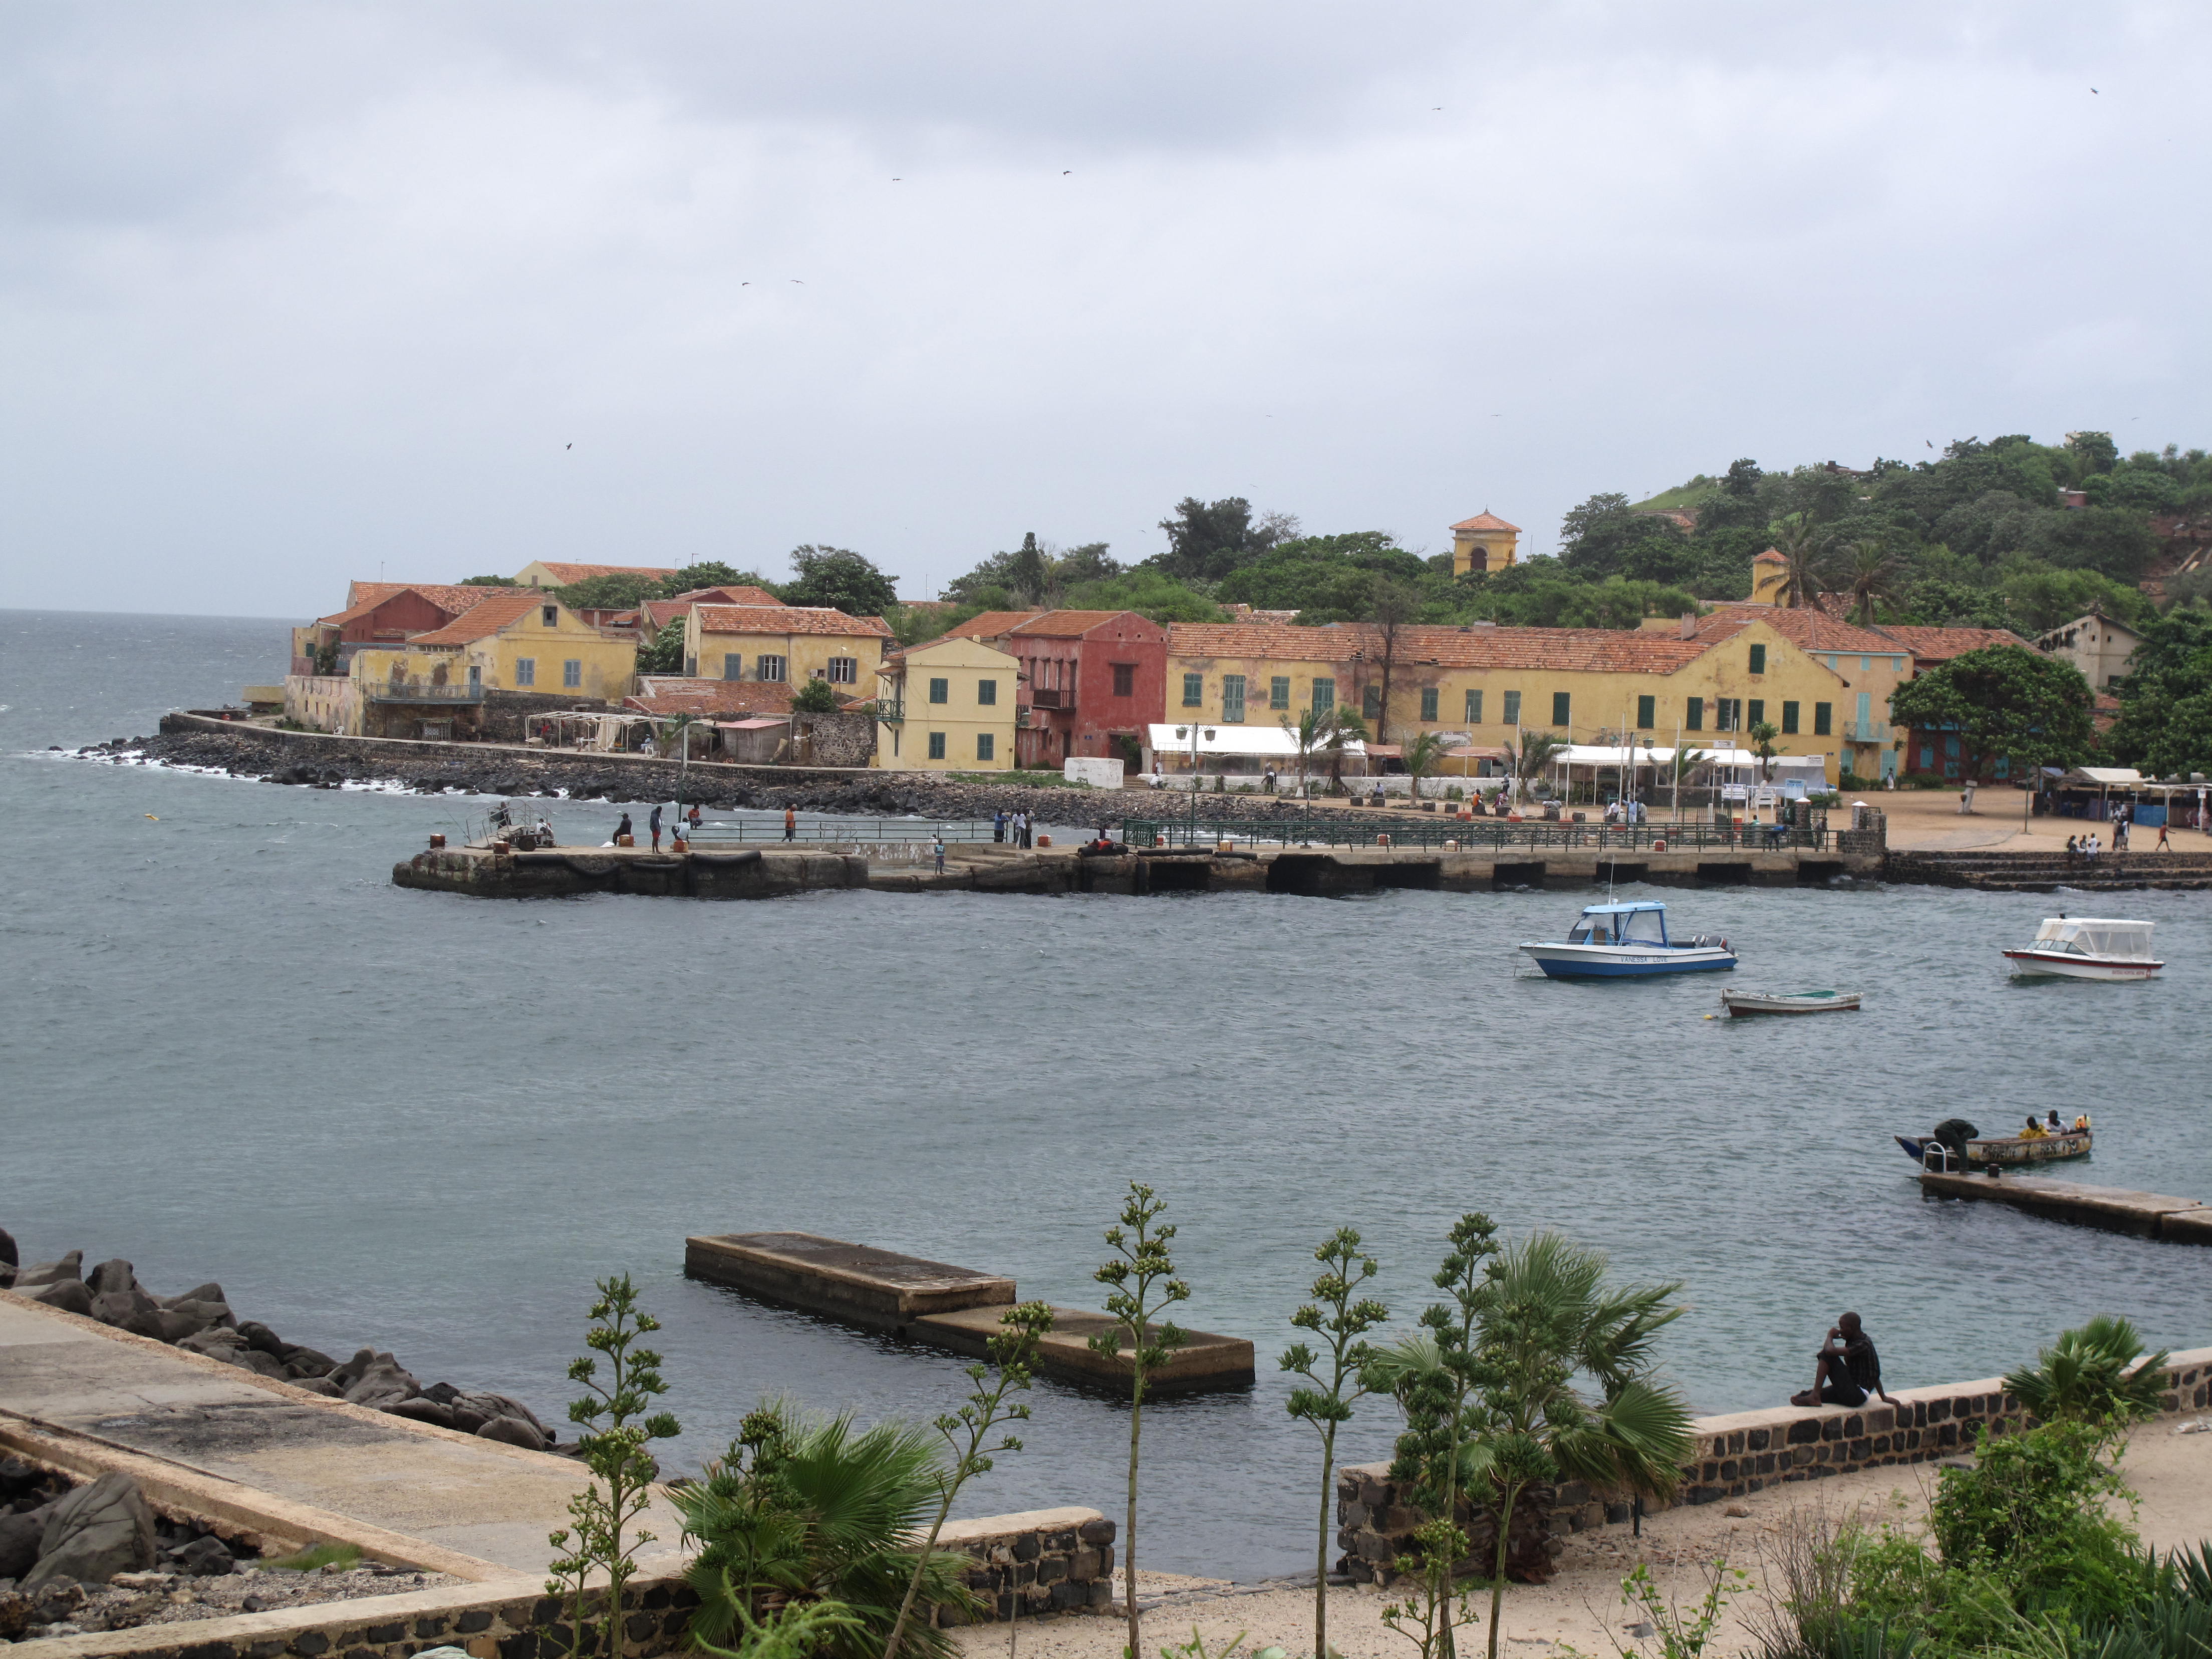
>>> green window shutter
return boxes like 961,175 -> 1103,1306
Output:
928,677 -> 949,704
1465,689 -> 1483,723
1312,677 -> 1335,712
1502,690 -> 1521,724
1636,695 -> 1655,729
1748,699 -> 1765,728
927,731 -> 946,759
976,733 -> 994,761
1749,643 -> 1767,676
1420,687 -> 1439,722
1814,702 -> 1832,736
1221,674 -> 1246,722
1551,691 -> 1571,728
1781,701 -> 1799,734
1182,672 -> 1203,707
1363,685 -> 1382,721
976,678 -> 997,705
1269,676 -> 1290,709
1685,697 -> 1703,731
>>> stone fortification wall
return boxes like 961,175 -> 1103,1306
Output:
933,1507 -> 1117,1623
1335,1349 -> 2212,1587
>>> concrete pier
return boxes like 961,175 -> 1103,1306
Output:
396,838 -> 1864,900
684,1231 -> 1257,1395
1919,1172 -> 2210,1240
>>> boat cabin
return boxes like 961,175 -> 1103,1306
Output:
2028,917 -> 2155,961
1566,902 -> 1670,947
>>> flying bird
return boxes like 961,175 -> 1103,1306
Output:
791,279 -> 804,284
2090,87 -> 2099,94
1062,170 -> 1071,175
1926,440 -> 1934,449
566,443 -> 572,449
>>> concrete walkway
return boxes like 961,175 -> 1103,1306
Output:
0,1291 -> 684,1580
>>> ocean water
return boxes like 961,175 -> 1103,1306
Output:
4,608 -> 2209,1578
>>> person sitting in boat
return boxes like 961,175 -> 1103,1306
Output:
1791,1312 -> 1900,1410
2020,1115 -> 2049,1140
2045,1110 -> 2067,1136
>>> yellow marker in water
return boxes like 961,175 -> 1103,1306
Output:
145,814 -> 159,820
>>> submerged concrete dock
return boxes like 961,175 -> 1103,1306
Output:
684,1232 -> 1257,1395
1919,1171 -> 2210,1241
397,837 -> 1868,900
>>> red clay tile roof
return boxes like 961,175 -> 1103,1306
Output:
1698,604 -> 1897,655
1168,620 -> 1752,674
1752,548 -> 1788,565
333,582 -> 524,622
405,592 -> 557,645
526,562 -> 680,585
639,588 -> 783,627
1873,625 -> 2035,662
1451,512 -> 1521,532
625,677 -> 861,716
944,610 -> 1048,640
1005,609 -> 1165,639
692,605 -> 893,639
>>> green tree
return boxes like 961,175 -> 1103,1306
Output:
1281,1229 -> 1390,1659
546,1276 -> 683,1659
1887,646 -> 2094,779
1501,730 -> 1568,806
1367,578 -> 1425,744
1998,566 -> 2153,633
1768,512 -> 1825,609
1319,704 -> 1370,793
460,573 -> 515,587
1460,1233 -> 1693,1659
2104,609 -> 2212,775
1006,532 -> 1049,606
1059,569 -> 1226,623
1747,720 -> 1780,782
783,545 -> 898,616
1839,538 -> 1905,626
1402,730 -> 1464,807
637,628 -> 685,675
557,572 -> 664,611
1150,496 -> 1296,582
883,1303 -> 1055,1659
667,561 -> 774,596
2002,1316 -> 2169,1429
675,1404 -> 973,1659
1365,1214 -> 1501,1659
1089,1183 -> 1191,1659
1283,706 -> 1327,798
790,678 -> 841,713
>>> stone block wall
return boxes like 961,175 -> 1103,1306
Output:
933,1506 -> 1117,1623
1335,1349 -> 2211,1587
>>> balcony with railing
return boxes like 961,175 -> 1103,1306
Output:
876,699 -> 905,723
1029,686 -> 1076,711
365,681 -> 485,704
1846,720 -> 1887,742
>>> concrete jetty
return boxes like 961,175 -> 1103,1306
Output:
396,837 -> 1862,900
1919,1171 -> 2210,1240
684,1231 -> 1257,1395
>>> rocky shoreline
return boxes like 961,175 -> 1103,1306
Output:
1,1228 -> 561,1452
70,726 -> 1351,829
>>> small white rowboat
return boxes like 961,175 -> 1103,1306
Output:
1720,988 -> 1862,1016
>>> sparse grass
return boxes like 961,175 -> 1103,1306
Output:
264,1542 -> 363,1573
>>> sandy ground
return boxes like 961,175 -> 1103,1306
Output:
965,1418 -> 2212,1659
1864,786 -> 2211,854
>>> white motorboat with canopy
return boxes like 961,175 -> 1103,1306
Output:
1518,900 -> 1737,978
2001,916 -> 2162,981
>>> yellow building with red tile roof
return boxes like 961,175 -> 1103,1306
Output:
682,604 -> 894,697
333,593 -> 637,735
1450,511 -> 1521,576
513,560 -> 681,589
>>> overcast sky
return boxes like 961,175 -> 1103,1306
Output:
3,2 -> 2205,619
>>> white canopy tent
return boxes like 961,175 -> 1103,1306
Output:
1142,722 -> 1364,769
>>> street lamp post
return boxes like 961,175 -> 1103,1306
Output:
1173,723 -> 1216,843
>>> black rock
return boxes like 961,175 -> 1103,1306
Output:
157,1300 -> 234,1343
90,1287 -> 166,1340
0,1508 -> 46,1580
169,1534 -> 235,1577
420,1381 -> 461,1405
14,1252 -> 83,1289
24,1281 -> 94,1317
289,1376 -> 346,1398
387,1397 -> 456,1430
475,1416 -> 548,1450
339,1353 -> 419,1409
280,1346 -> 337,1377
157,1283 -> 226,1309
236,1321 -> 287,1358
0,1226 -> 16,1268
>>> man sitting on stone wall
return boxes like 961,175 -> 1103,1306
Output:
1792,1311 -> 1900,1409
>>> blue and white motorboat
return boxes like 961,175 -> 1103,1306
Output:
1517,901 -> 1738,979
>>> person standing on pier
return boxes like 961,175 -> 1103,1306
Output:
933,836 -> 946,874
649,803 -> 664,852
993,808 -> 1007,844
783,805 -> 797,843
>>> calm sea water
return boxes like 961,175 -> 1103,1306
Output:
4,609 -> 2209,1578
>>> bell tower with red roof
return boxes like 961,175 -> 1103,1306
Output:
1450,510 -> 1521,576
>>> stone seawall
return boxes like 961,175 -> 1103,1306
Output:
1333,1348 -> 2212,1586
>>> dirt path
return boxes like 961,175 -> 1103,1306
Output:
964,1417 -> 2212,1659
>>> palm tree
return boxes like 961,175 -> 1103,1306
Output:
1651,746 -> 1709,820
1402,729 -> 1465,809
1319,705 -> 1370,794
1501,730 -> 1568,807
2002,1316 -> 2170,1428
1841,538 -> 1904,626
674,1403 -> 975,1659
1767,513 -> 1825,609
1282,706 -> 1326,798
1463,1234 -> 1693,1659
1747,720 -> 1780,783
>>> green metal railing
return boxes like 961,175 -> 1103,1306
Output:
1122,818 -> 1830,852
687,817 -> 1006,845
